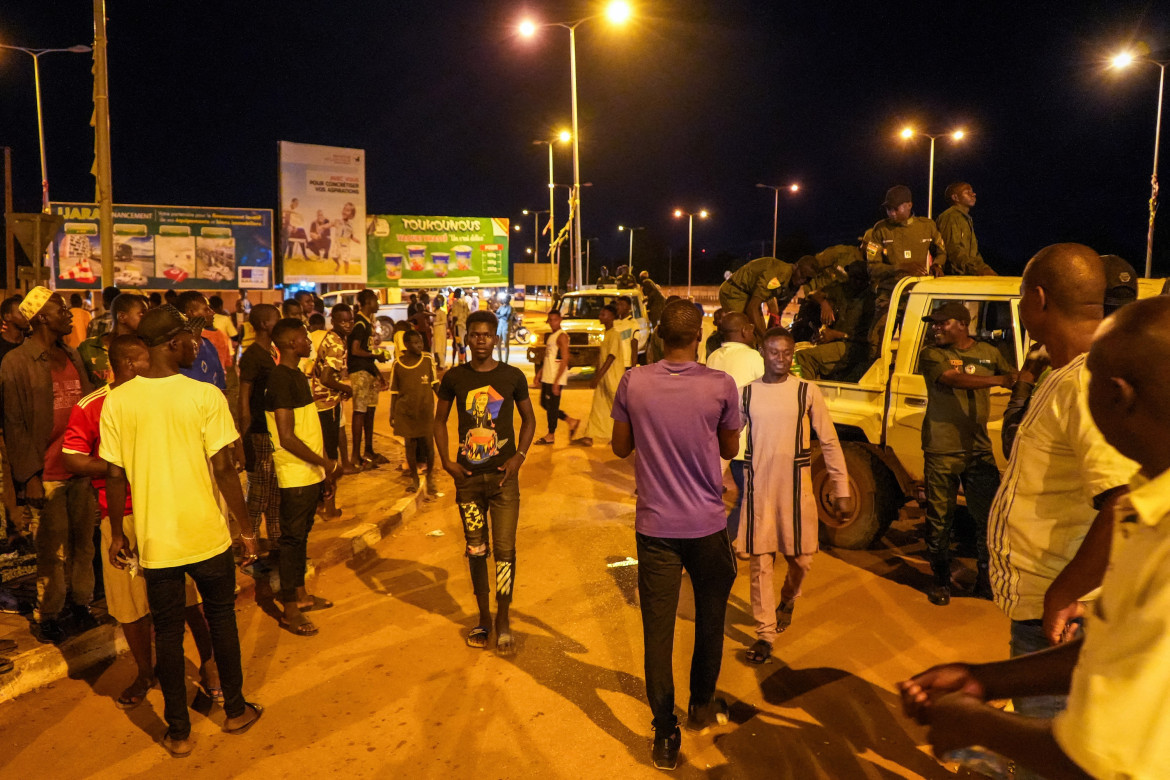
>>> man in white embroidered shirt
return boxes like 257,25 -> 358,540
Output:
898,294 -> 1170,780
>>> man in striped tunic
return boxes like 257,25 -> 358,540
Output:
736,327 -> 852,664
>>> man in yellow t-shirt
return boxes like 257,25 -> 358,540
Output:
266,318 -> 340,637
100,305 -> 262,757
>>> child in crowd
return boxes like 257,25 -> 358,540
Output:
389,330 -> 438,494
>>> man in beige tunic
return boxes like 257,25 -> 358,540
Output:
737,327 -> 853,664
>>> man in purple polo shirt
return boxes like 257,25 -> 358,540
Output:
612,299 -> 741,771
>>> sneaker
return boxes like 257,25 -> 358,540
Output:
686,697 -> 729,734
38,618 -> 66,644
775,600 -> 795,632
651,725 -> 681,770
928,584 -> 951,606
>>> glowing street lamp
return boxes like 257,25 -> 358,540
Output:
0,42 -> 93,213
522,208 -> 550,261
755,182 -> 801,257
617,224 -> 645,275
898,126 -> 967,218
518,3 -> 632,289
674,208 -> 709,298
1111,47 -> 1169,277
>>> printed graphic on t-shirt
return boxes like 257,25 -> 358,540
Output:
461,385 -> 509,464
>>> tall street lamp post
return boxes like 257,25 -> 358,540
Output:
519,2 -> 631,290
617,224 -> 644,275
754,182 -> 800,257
673,208 -> 708,299
0,42 -> 92,213
1112,49 -> 1169,278
898,127 -> 965,218
521,209 -> 549,261
532,131 -> 570,264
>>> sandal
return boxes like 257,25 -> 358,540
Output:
200,662 -> 224,704
283,613 -> 319,637
496,632 -> 516,657
223,702 -> 264,735
534,435 -> 555,446
465,626 -> 490,649
776,600 -> 795,633
116,676 -> 155,710
745,639 -> 772,665
299,595 -> 334,612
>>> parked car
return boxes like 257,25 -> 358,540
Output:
526,288 -> 650,368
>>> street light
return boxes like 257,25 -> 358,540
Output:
521,208 -> 550,261
755,182 -> 801,257
532,132 -> 570,263
674,208 -> 709,298
898,126 -> 966,218
1111,48 -> 1169,278
519,3 -> 632,290
0,43 -> 92,213
617,224 -> 645,275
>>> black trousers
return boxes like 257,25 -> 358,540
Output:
636,529 -> 737,731
317,406 -> 341,460
278,483 -> 321,601
144,549 -> 246,740
539,382 -> 568,433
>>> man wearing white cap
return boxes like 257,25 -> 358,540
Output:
0,287 -> 95,643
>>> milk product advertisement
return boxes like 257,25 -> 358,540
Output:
49,202 -> 273,290
279,141 -> 367,284
365,215 -> 509,288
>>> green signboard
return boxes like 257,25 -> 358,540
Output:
365,215 -> 510,288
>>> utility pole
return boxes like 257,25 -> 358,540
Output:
93,0 -> 115,287
4,147 -> 13,293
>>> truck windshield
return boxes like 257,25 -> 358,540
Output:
558,294 -> 642,319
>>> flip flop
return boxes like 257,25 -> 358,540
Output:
223,702 -> 264,735
300,596 -> 334,612
465,627 -> 490,649
745,639 -> 772,665
496,632 -> 516,657
534,436 -> 555,446
161,733 -> 194,758
283,614 -> 319,637
116,676 -> 155,710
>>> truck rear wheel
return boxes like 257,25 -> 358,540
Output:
814,442 -> 901,549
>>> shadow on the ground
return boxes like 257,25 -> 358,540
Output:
702,660 -> 956,779
346,549 -> 462,618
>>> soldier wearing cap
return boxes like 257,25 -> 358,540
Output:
937,182 -> 996,276
1101,255 -> 1138,315
718,255 -> 825,340
917,301 -> 1016,606
863,185 -> 947,279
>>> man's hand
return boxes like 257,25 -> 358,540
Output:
239,534 -> 259,564
929,264 -> 945,278
832,495 -> 855,520
1000,371 -> 1020,388
443,460 -> 471,483
819,299 -> 836,326
589,377 -> 600,389
1043,588 -> 1086,645
323,459 -> 341,480
339,383 -> 353,399
552,383 -> 561,397
108,533 -> 131,570
923,692 -> 985,756
497,452 -> 524,486
898,662 -> 987,723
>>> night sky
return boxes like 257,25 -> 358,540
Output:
1,0 -> 1167,286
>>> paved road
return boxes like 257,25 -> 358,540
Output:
0,372 -> 1009,778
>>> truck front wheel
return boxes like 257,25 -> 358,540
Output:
814,441 -> 901,549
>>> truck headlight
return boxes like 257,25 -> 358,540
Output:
589,333 -> 603,345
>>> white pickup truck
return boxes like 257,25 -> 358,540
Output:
805,274 -> 1165,549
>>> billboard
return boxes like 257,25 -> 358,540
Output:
366,215 -> 510,288
279,141 -> 366,284
49,203 -> 273,290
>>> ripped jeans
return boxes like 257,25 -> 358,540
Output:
455,471 -> 520,600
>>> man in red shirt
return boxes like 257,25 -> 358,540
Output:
0,287 -> 94,643
63,334 -> 221,709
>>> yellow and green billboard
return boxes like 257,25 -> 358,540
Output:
365,215 -> 510,288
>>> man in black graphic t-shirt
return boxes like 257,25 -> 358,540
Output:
435,311 -> 535,657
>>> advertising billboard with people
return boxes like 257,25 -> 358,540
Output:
48,202 -> 274,290
365,214 -> 510,288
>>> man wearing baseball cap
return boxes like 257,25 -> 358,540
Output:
917,301 -> 1016,605
863,185 -> 947,279
0,287 -> 95,643
100,305 -> 262,755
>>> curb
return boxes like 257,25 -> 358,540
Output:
0,489 -> 423,705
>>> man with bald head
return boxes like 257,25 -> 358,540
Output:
899,296 -> 1170,779
611,299 -> 742,769
980,244 -> 1137,771
706,311 -> 764,538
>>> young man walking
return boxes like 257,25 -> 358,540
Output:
266,319 -> 339,637
0,287 -> 95,643
737,328 -> 852,664
611,299 -> 742,770
101,305 -> 262,757
533,309 -> 578,445
239,304 -> 282,547
434,311 -> 535,656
